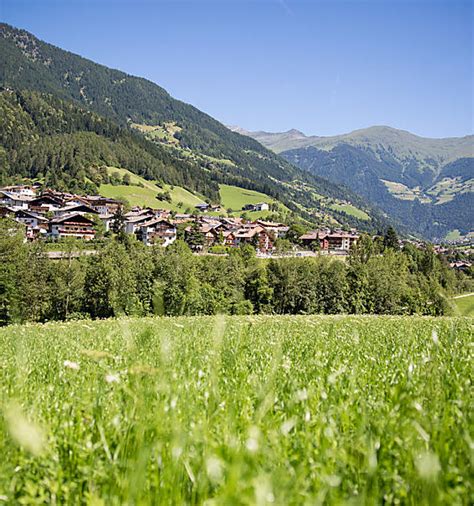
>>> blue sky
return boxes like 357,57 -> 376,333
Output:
2,0 -> 472,137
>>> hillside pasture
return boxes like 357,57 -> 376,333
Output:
0,315 -> 471,505
453,293 -> 474,316
100,167 -> 204,210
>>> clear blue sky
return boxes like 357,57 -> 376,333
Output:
2,0 -> 472,137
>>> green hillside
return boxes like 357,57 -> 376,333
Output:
220,184 -> 274,210
0,23 -> 393,235
100,167 -> 204,211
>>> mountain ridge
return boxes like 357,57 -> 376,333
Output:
0,23 -> 394,234
231,125 -> 473,239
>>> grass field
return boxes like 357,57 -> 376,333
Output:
0,315 -> 472,504
100,167 -> 204,211
329,203 -> 370,221
453,293 -> 474,317
219,184 -> 276,211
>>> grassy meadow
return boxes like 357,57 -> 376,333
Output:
100,167 -> 204,211
328,203 -> 370,221
0,315 -> 472,505
453,293 -> 474,317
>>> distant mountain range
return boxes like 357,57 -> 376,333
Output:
230,126 -> 474,239
0,23 -> 392,233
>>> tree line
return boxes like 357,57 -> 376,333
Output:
1,220 -> 471,326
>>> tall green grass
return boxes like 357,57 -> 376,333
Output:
0,315 -> 472,504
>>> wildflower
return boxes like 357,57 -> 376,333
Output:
63,360 -> 80,370
246,426 -> 260,452
206,456 -> 223,483
295,388 -> 308,402
431,328 -> 439,345
280,417 -> 297,435
105,373 -> 120,384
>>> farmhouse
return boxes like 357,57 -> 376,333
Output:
14,209 -> 49,230
0,191 -> 32,210
49,213 -> 96,240
242,202 -> 269,212
300,229 -> 359,252
137,219 -> 177,246
234,226 -> 273,252
53,204 -> 98,218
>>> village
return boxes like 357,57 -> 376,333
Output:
0,184 -> 361,255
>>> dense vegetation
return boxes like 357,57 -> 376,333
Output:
0,89 -> 220,199
1,220 -> 470,326
0,314 -> 472,504
0,23 -> 393,233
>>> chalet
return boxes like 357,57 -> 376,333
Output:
195,203 -> 211,212
0,191 -> 32,210
222,230 -> 236,247
300,231 -> 327,250
125,215 -> 155,234
300,229 -> 358,252
137,219 -> 177,246
14,209 -> 49,230
49,213 -> 96,240
242,202 -> 270,212
1,185 -> 37,198
29,194 -> 64,212
125,208 -> 155,219
254,202 -> 269,211
325,231 -> 359,251
450,261 -> 471,272
256,220 -> 289,238
53,204 -> 98,218
82,196 -> 121,215
234,226 -> 273,252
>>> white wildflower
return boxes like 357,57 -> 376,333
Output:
206,456 -> 223,483
295,388 -> 308,402
246,426 -> 260,452
280,417 -> 297,435
431,328 -> 439,345
63,360 -> 80,370
105,373 -> 120,384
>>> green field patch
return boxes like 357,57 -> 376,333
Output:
452,293 -> 474,316
0,315 -> 471,504
219,184 -> 288,217
329,203 -> 370,221
100,167 -> 204,210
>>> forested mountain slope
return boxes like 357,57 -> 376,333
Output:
232,125 -> 473,239
0,23 -> 393,232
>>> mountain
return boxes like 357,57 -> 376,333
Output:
0,23 -> 392,233
231,126 -> 474,239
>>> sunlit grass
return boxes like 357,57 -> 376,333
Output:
0,315 -> 472,504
